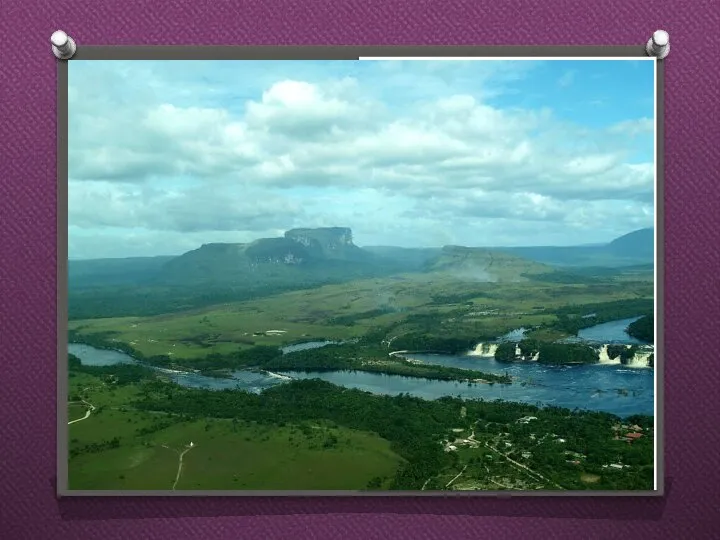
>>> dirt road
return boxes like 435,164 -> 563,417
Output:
484,442 -> 565,490
163,443 -> 197,490
445,465 -> 468,489
68,399 -> 95,425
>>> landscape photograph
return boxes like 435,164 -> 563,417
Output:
65,57 -> 657,493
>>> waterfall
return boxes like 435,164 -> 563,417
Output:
626,350 -> 652,368
598,344 -> 621,365
467,340 -> 653,367
596,344 -> 653,368
468,342 -> 498,357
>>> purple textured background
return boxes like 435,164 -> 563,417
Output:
1,1 -> 719,538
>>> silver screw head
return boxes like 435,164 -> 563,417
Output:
51,30 -> 77,60
652,30 -> 669,47
646,29 -> 670,59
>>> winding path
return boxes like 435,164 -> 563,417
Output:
68,399 -> 96,425
162,443 -> 197,490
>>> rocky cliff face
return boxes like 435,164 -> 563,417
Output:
240,227 -> 362,266
158,227 -> 374,286
284,227 -> 359,259
244,237 -> 310,265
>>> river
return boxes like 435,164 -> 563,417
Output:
563,316 -> 647,345
68,317 -> 654,418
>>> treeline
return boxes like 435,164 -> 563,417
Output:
69,437 -> 120,459
360,362 -> 510,384
627,315 -> 654,343
494,342 -> 518,362
263,344 -> 510,383
190,346 -> 283,372
133,378 -> 653,490
607,345 -> 640,364
537,343 -> 599,365
390,333 -> 480,354
68,354 -> 155,384
135,419 -> 177,437
494,341 -> 600,365
262,345 -> 355,371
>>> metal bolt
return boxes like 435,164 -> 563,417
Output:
646,30 -> 669,59
51,30 -> 77,60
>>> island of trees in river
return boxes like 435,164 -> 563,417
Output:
495,340 -> 653,367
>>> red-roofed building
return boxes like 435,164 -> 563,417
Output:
625,432 -> 643,440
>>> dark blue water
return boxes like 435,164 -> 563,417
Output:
158,368 -> 281,393
563,316 -> 649,345
68,343 -> 280,394
68,317 -> 655,417
68,344 -> 135,366
352,353 -> 654,416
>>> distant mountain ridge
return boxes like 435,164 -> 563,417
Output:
68,227 -> 654,319
607,228 -> 654,259
497,228 -> 654,268
69,227 -> 654,291
154,227 -> 396,286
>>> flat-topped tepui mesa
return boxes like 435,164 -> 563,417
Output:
69,226 -> 654,287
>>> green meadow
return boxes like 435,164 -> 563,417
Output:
68,374 -> 403,491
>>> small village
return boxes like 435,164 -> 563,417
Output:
435,414 -> 652,490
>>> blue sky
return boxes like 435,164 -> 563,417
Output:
68,58 -> 655,259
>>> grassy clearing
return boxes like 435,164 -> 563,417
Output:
70,441 -> 180,490
67,375 -> 403,491
174,420 -> 402,490
581,473 -> 602,484
69,415 -> 402,491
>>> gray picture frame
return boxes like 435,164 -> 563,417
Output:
58,45 -> 664,497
